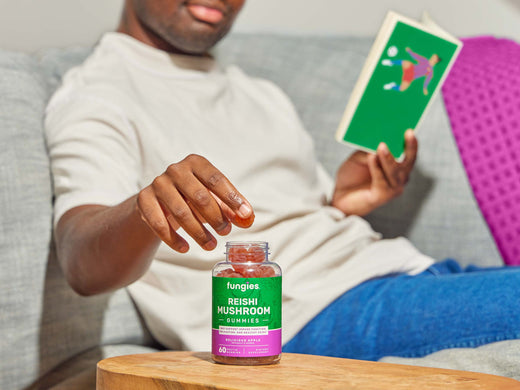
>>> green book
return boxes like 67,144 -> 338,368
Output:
335,11 -> 463,158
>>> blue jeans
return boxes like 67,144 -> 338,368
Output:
283,260 -> 520,361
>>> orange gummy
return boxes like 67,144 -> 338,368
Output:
216,268 -> 242,278
228,245 -> 265,263
234,212 -> 255,228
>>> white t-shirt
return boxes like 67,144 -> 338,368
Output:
45,32 -> 433,351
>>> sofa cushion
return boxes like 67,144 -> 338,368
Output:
0,48 -> 155,390
380,339 -> 520,381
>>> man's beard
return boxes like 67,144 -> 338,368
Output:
161,23 -> 232,54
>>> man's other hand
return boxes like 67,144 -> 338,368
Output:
331,130 -> 417,216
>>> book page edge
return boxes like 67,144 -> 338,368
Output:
335,11 -> 399,144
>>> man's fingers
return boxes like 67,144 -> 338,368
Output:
200,170 -> 252,219
212,194 -> 253,229
376,143 -> 401,188
367,153 -> 395,207
367,153 -> 387,189
175,174 -> 231,235
402,129 -> 418,170
136,187 -> 189,253
138,154 -> 254,253
349,150 -> 369,165
376,131 -> 417,189
186,155 -> 254,226
152,175 -> 217,251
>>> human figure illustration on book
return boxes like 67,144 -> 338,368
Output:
382,47 -> 441,95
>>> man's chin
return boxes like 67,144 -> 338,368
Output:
165,27 -> 230,54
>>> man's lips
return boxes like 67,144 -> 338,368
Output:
186,4 -> 224,24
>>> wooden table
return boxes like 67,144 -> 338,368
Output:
97,351 -> 520,389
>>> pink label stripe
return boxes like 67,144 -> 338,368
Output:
212,328 -> 281,357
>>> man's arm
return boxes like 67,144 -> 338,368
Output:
56,154 -> 254,296
56,198 -> 159,296
331,130 -> 418,216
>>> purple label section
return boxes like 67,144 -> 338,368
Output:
212,328 -> 281,357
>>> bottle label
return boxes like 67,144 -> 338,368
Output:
212,276 -> 281,357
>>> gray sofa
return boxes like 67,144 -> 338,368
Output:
1,33 -> 517,389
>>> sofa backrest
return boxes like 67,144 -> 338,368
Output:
0,32 -> 503,390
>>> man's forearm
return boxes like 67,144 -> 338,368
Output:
56,195 -> 161,296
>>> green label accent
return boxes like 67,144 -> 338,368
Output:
212,277 -> 281,329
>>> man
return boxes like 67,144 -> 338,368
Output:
45,0 -> 520,361
383,47 -> 441,95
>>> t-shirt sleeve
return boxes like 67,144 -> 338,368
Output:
45,92 -> 141,226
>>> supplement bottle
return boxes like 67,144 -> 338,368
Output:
212,241 -> 282,365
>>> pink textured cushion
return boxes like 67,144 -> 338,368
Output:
442,36 -> 520,265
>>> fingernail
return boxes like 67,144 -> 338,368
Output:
217,220 -> 229,232
217,222 -> 232,236
238,203 -> 252,218
379,143 -> 389,155
204,240 -> 217,251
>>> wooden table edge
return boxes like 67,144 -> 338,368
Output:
96,351 -> 520,390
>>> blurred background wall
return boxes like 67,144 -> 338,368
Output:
0,0 -> 518,52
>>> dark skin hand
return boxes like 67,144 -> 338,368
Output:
136,154 -> 254,252
332,130 -> 418,216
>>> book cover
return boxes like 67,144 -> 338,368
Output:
335,11 -> 463,158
